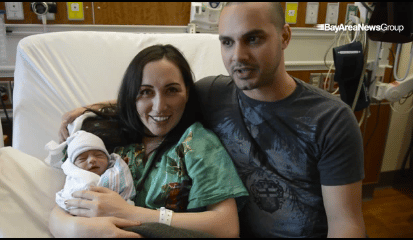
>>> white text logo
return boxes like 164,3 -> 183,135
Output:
317,24 -> 405,33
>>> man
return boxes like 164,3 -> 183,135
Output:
60,2 -> 366,237
194,2 -> 366,238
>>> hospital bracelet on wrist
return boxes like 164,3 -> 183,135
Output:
159,207 -> 173,226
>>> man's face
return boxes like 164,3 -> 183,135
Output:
218,3 -> 287,92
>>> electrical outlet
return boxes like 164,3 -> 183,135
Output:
345,4 -> 358,23
325,3 -> 339,25
188,23 -> 196,34
320,73 -> 335,92
305,2 -> 319,24
309,73 -> 321,88
5,2 -> 24,20
0,81 -> 12,105
285,2 -> 298,24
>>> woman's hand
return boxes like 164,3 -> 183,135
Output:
59,107 -> 87,142
66,186 -> 135,220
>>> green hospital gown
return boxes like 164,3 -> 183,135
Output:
114,122 -> 249,212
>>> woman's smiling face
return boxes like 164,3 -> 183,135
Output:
136,58 -> 189,137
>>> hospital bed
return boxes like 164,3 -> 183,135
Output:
0,31 -> 228,238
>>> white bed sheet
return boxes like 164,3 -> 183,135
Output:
1,31 -> 228,238
0,147 -> 65,238
12,31 -> 227,160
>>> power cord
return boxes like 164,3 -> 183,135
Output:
364,101 -> 381,150
361,2 -> 375,13
0,86 -> 12,125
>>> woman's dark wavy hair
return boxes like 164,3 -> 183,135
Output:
117,44 -> 201,190
80,107 -> 127,154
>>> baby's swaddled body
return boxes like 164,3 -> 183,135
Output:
56,152 -> 136,211
50,130 -> 136,211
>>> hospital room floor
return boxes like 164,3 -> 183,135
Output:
362,181 -> 413,238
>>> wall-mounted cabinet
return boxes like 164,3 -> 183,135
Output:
93,2 -> 190,25
1,2 -> 191,25
1,2 -> 358,26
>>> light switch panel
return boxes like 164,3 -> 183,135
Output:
326,3 -> 339,25
305,2 -> 319,24
67,2 -> 84,20
5,2 -> 24,20
285,2 -> 298,24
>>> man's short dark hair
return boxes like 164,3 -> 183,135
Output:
223,2 -> 285,30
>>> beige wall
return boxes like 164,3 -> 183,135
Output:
381,42 -> 413,172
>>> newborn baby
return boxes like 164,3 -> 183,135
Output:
55,130 -> 135,211
73,148 -> 109,176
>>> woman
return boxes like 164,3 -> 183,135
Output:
49,45 -> 248,238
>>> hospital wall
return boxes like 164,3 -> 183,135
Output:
0,2 -> 411,190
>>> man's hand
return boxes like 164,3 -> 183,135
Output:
66,186 -> 135,220
59,100 -> 117,143
72,216 -> 143,238
59,107 -> 87,143
49,205 -> 142,238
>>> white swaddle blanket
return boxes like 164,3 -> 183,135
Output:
45,113 -> 136,211
56,152 -> 136,211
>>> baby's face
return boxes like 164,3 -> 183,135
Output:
74,150 -> 109,176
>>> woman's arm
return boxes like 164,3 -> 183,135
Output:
171,198 -> 240,238
49,205 -> 142,238
127,198 -> 239,238
66,187 -> 240,238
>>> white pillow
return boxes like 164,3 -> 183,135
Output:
0,147 -> 65,238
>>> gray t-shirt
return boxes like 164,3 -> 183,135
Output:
195,75 -> 364,238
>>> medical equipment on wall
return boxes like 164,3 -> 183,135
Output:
0,10 -> 7,65
326,10 -> 371,113
333,41 -> 370,111
189,2 -> 223,33
366,2 -> 413,103
30,2 -> 57,32
31,2 -> 57,17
